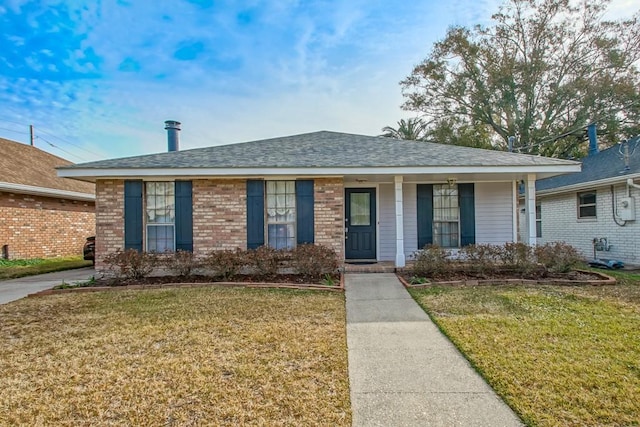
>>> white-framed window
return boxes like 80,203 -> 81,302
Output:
536,204 -> 542,238
266,181 -> 296,249
145,182 -> 175,252
433,184 -> 459,248
578,191 -> 596,219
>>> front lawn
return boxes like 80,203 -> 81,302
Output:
0,287 -> 350,425
0,256 -> 92,280
409,272 -> 640,427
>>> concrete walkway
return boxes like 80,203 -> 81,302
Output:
345,273 -> 523,427
0,267 -> 95,305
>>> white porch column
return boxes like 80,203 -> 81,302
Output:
512,180 -> 518,242
394,175 -> 406,267
524,174 -> 537,245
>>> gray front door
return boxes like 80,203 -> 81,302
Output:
345,188 -> 376,260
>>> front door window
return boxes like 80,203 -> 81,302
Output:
350,192 -> 371,226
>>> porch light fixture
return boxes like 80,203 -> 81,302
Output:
446,177 -> 457,187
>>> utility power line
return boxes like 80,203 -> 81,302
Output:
0,119 -> 103,160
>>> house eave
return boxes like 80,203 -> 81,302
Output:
537,172 -> 640,197
58,164 -> 581,182
0,182 -> 95,201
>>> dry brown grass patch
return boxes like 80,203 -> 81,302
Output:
0,287 -> 350,426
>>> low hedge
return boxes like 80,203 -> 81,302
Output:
103,244 -> 339,282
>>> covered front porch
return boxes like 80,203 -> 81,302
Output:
342,172 -> 543,268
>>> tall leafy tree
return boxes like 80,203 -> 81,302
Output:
401,0 -> 640,157
381,117 -> 429,140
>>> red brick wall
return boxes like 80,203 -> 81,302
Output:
192,179 -> 247,256
0,191 -> 95,259
93,177 -> 346,273
94,180 -> 124,271
314,178 -> 345,260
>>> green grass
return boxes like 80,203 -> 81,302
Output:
0,256 -> 92,280
0,287 -> 351,425
409,271 -> 640,427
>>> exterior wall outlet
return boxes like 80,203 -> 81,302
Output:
618,197 -> 636,221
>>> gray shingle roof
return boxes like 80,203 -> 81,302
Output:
537,137 -> 640,191
62,131 -> 577,170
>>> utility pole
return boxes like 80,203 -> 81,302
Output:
29,125 -> 34,146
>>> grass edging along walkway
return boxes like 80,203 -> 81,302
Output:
396,269 -> 616,288
405,272 -> 640,427
28,274 -> 345,298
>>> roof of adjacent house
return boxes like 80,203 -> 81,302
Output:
60,130 -> 577,172
536,136 -> 640,192
0,137 -> 95,198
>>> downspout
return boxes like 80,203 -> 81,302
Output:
628,178 -> 640,191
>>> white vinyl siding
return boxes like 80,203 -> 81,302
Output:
402,184 -> 418,256
377,181 -> 515,261
475,182 -> 514,244
378,183 -> 419,261
378,184 -> 396,261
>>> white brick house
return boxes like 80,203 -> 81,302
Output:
520,137 -> 640,266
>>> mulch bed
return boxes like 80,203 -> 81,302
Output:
397,269 -> 616,287
29,274 -> 344,298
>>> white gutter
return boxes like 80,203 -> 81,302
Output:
537,173 -> 640,196
58,164 -> 581,180
0,182 -> 95,201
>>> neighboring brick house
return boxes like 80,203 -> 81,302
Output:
0,137 -> 95,259
58,128 -> 579,274
519,136 -> 640,265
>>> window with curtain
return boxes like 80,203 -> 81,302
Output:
145,182 -> 175,252
433,184 -> 459,248
266,181 -> 296,249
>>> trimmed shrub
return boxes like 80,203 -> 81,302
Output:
535,242 -> 583,273
459,244 -> 500,276
104,249 -> 157,280
248,246 -> 283,279
412,244 -> 451,278
164,250 -> 198,277
496,242 -> 539,276
291,244 -> 339,280
203,248 -> 246,280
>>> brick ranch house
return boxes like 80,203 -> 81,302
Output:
57,126 -> 579,273
0,137 -> 95,259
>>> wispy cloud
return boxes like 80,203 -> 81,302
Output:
1,0 -> 636,162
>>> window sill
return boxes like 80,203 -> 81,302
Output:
577,218 -> 597,223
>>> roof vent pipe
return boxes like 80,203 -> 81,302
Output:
164,120 -> 181,152
587,123 -> 598,156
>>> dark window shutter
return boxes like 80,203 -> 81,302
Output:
459,183 -> 476,246
175,181 -> 193,252
246,180 -> 265,249
124,180 -> 143,252
296,180 -> 314,244
417,184 -> 433,249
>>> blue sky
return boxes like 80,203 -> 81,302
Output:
0,0 -> 636,163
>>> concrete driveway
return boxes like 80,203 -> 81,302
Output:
0,267 -> 95,305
